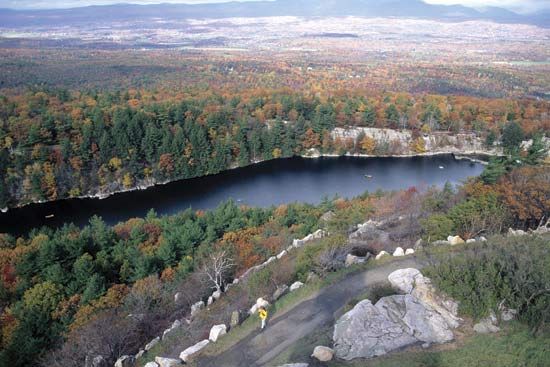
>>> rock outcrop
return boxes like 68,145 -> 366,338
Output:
334,268 -> 461,360
333,299 -> 417,360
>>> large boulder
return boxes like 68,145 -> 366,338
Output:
375,295 -> 454,344
388,268 -> 461,329
115,355 -> 136,367
333,300 -> 417,360
179,339 -> 210,363
311,346 -> 334,362
154,357 -> 182,367
290,281 -> 304,292
230,310 -> 243,327
250,297 -> 270,314
209,324 -> 227,342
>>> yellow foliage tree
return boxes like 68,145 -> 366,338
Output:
411,137 -> 427,153
361,136 -> 377,154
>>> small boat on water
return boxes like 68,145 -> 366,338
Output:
45,214 -> 55,219
439,166 -> 445,169
365,174 -> 373,179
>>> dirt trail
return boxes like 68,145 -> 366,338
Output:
197,257 -> 423,367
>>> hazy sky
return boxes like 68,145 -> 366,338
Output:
2,0 -> 548,13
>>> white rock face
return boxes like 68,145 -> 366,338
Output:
154,356 -> 182,367
209,324 -> 227,342
290,281 -> 304,291
333,300 -> 417,360
376,295 -> 454,344
447,236 -> 465,246
405,248 -> 415,255
179,339 -> 210,362
375,251 -> 389,260
277,250 -> 288,259
144,337 -> 160,351
311,346 -> 334,361
393,247 -> 405,257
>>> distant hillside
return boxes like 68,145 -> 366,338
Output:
0,0 -> 546,27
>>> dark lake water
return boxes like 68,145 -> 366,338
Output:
0,155 -> 484,235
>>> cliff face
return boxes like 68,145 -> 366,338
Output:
330,127 -> 501,157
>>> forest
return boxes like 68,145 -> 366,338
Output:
0,135 -> 548,366
0,86 -> 549,209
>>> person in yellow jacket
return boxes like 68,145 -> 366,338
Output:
258,306 -> 268,330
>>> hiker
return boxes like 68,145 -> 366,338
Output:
258,306 -> 268,329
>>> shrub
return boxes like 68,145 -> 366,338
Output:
425,235 -> 550,335
421,214 -> 455,241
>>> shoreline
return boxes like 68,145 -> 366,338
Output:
1,151 -> 494,213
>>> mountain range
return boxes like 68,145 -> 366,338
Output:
0,0 -> 548,27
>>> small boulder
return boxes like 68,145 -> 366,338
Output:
393,247 -> 405,257
500,307 -> 517,322
144,363 -> 159,367
405,248 -> 415,255
290,281 -> 304,292
447,236 -> 465,246
276,364 -> 309,367
209,324 -> 227,342
115,355 -> 135,367
230,310 -> 244,327
207,296 -> 214,306
375,251 -> 389,260
311,346 -> 334,362
345,254 -> 367,267
144,337 -> 160,351
212,290 -> 222,300
273,285 -> 289,301
473,318 -> 500,334
179,339 -> 210,363
508,228 -> 526,237
154,357 -> 182,367
174,292 -> 182,304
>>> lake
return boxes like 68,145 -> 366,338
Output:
0,155 -> 484,235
